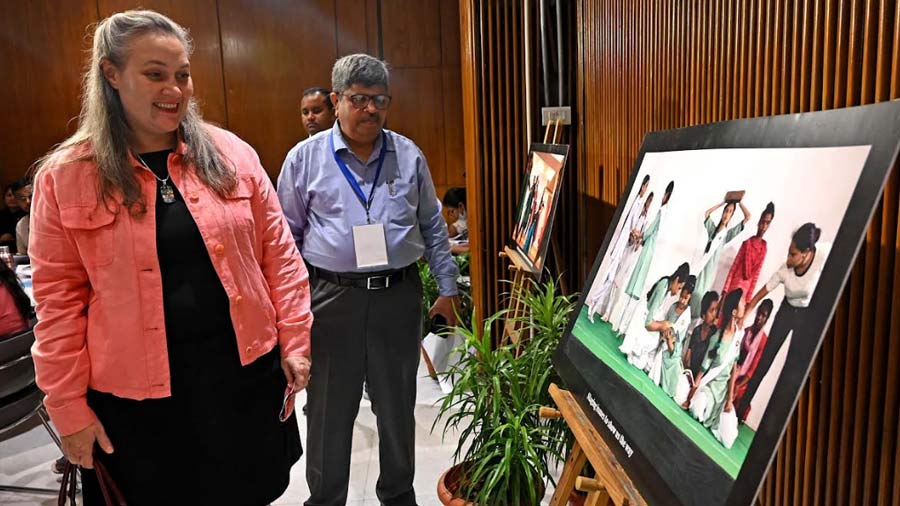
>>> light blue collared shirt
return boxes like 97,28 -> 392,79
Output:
277,122 -> 459,296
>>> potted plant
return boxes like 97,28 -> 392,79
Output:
433,277 -> 576,505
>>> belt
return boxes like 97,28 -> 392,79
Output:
309,264 -> 415,290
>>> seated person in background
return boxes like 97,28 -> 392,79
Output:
11,178 -> 32,256
300,86 -> 336,137
443,187 -> 467,237
443,187 -> 469,255
0,260 -> 30,335
0,184 -> 25,250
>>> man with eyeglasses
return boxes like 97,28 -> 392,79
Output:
10,178 -> 32,256
278,53 -> 459,506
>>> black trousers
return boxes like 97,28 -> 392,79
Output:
304,266 -> 423,506
736,299 -> 806,419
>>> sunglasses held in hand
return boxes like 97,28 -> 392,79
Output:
279,383 -> 297,422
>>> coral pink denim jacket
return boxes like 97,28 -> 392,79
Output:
30,126 -> 312,436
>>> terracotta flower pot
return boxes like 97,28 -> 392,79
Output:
437,462 -> 473,506
436,461 -> 547,505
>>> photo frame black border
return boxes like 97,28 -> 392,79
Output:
552,101 -> 900,506
510,143 -> 570,279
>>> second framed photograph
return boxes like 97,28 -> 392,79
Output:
510,143 -> 569,276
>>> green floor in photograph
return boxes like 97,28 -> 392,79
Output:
571,305 -> 754,479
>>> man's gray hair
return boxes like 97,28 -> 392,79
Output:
331,54 -> 390,94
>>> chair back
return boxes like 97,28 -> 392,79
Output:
0,327 -> 33,363
0,327 -> 39,433
0,384 -> 42,436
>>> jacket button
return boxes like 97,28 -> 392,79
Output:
234,295 -> 243,305
214,244 -> 225,255
189,192 -> 199,202
245,345 -> 253,353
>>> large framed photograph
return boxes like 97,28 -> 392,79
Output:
553,102 -> 900,506
511,143 -> 569,276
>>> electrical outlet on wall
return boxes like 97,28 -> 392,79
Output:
541,106 -> 572,125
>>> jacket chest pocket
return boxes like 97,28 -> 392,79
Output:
60,206 -> 117,267
221,177 -> 256,235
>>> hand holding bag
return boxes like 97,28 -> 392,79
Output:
57,452 -> 127,506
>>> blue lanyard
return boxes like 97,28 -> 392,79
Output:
330,131 -> 388,223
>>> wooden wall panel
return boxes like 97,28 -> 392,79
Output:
0,0 -> 96,184
441,66 -> 465,189
335,0 -> 369,57
389,67 -> 447,190
218,0 -> 336,176
383,0 -> 465,205
97,0 -> 228,126
459,0 -> 484,318
571,1 -> 900,505
381,0 -> 442,68
472,1 -> 528,324
440,0 -> 464,192
441,0 -> 462,66
365,0 -> 381,58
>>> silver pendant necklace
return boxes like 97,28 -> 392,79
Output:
136,153 -> 176,204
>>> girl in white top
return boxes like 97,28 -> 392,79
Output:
735,222 -> 830,417
589,192 -> 653,324
586,176 -> 651,323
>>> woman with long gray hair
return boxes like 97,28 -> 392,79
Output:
30,10 -> 312,505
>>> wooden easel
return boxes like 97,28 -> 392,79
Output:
500,119 -> 568,346
541,383 -> 647,506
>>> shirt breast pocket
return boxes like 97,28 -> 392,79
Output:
59,206 -> 117,268
386,177 -> 417,227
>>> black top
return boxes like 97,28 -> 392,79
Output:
687,323 -> 716,377
0,208 -> 25,252
0,208 -> 25,235
141,152 -> 232,336
138,149 -> 239,391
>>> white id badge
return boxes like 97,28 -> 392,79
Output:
352,223 -> 389,268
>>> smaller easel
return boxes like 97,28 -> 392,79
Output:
498,245 -> 534,345
541,383 -> 647,506
499,119 -> 568,346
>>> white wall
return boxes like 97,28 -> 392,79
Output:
583,145 -> 871,430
